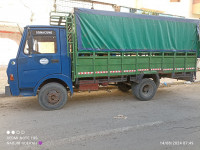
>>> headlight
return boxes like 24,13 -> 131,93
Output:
11,61 -> 15,65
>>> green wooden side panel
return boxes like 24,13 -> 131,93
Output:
65,13 -> 198,81
75,52 -> 197,78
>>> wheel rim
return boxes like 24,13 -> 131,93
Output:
47,90 -> 61,105
141,84 -> 153,97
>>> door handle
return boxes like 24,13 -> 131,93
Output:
51,59 -> 59,63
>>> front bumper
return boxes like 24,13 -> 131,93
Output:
5,86 -> 11,96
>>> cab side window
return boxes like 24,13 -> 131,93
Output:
24,30 -> 57,55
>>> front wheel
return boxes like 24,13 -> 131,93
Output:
132,78 -> 157,101
38,82 -> 68,110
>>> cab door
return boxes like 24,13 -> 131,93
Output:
18,28 -> 61,91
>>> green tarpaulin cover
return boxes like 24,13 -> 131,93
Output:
75,8 -> 200,57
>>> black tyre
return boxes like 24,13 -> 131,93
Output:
152,74 -> 160,88
118,83 -> 131,92
132,78 -> 157,101
131,82 -> 141,99
38,82 -> 68,110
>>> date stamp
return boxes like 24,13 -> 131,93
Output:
160,141 -> 194,146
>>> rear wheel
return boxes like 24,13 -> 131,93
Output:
132,78 -> 157,101
118,83 -> 131,92
132,82 -> 140,99
38,82 -> 68,110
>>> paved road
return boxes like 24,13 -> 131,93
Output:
0,83 -> 200,150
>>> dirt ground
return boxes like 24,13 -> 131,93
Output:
0,66 -> 8,94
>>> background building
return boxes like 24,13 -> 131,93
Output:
135,0 -> 200,19
0,22 -> 21,65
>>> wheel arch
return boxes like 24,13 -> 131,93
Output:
33,74 -> 73,96
143,73 -> 160,88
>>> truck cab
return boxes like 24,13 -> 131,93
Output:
6,25 -> 73,109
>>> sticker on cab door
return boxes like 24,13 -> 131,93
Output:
39,58 -> 49,65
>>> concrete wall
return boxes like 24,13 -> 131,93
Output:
0,31 -> 21,65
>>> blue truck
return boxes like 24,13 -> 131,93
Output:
5,8 -> 200,110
